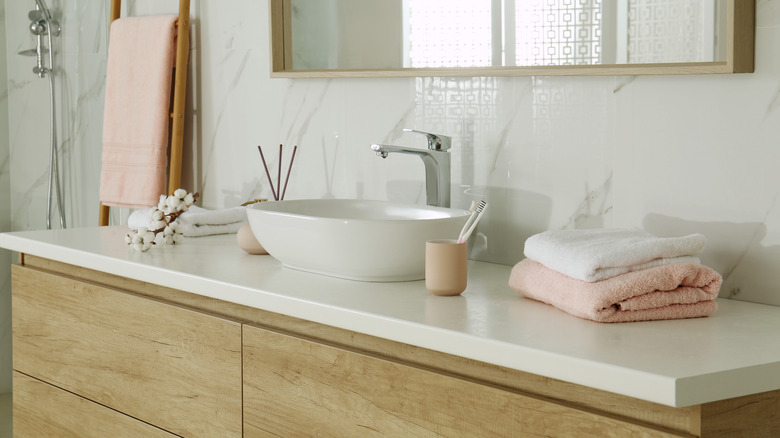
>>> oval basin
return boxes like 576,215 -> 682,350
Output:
246,199 -> 471,282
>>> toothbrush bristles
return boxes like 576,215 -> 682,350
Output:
458,200 -> 486,243
459,201 -> 488,243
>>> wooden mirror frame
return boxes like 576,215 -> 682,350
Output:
269,0 -> 754,78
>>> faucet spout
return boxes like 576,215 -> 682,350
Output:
370,144 -> 451,208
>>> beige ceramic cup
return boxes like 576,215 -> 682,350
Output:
425,239 -> 468,296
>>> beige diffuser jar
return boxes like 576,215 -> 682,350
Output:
425,239 -> 468,296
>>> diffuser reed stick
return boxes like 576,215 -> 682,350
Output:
257,146 -> 278,201
281,145 -> 298,201
278,144 -> 282,198
257,144 -> 298,201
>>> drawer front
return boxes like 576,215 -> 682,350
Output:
12,265 -> 242,438
13,372 -> 177,438
242,325 -> 677,438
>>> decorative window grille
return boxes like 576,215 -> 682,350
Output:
515,0 -> 603,66
626,0 -> 711,63
405,0 -> 493,68
405,0 -> 602,67
404,0 -> 714,67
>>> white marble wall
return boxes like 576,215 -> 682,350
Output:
2,0 -> 780,391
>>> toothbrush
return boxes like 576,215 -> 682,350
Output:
456,200 -> 481,242
457,201 -> 477,235
458,201 -> 487,243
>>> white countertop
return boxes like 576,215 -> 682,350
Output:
3,226 -> 780,408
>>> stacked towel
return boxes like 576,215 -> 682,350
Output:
99,15 -> 179,209
509,228 -> 722,323
129,206 -> 247,237
524,228 -> 706,282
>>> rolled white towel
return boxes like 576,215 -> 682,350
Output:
177,221 -> 245,237
128,205 -> 247,237
175,205 -> 247,226
523,228 -> 706,282
127,208 -> 154,230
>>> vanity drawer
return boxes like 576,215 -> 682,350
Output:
13,372 -> 177,437
242,325 -> 678,437
11,265 -> 243,438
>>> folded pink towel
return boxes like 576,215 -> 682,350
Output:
99,15 -> 179,209
508,259 -> 722,323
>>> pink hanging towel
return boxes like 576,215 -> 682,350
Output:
509,259 -> 722,323
100,15 -> 178,209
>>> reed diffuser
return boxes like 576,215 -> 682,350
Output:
257,144 -> 298,201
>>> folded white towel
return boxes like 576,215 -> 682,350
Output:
178,221 -> 245,237
523,228 -> 706,282
128,205 -> 247,237
175,205 -> 247,226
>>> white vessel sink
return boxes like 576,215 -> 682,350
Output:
246,199 -> 471,282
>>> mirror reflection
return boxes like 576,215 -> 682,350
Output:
289,0 -> 728,71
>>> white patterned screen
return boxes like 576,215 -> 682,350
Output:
515,0 -> 603,66
626,0 -> 710,63
406,0 -> 603,67
406,0 -> 493,68
404,0 -> 712,67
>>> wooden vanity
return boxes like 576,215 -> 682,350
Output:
4,227 -> 780,437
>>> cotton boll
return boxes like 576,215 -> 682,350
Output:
166,196 -> 180,210
174,188 -> 187,199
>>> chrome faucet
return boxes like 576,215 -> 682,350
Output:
371,129 -> 452,208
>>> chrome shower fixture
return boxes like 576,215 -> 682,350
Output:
18,0 -> 66,229
21,0 -> 60,78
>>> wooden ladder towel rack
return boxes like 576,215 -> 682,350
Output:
98,0 -> 190,226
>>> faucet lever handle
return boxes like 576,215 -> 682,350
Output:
403,128 -> 451,151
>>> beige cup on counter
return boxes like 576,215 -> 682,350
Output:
425,239 -> 468,296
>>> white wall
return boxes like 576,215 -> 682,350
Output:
3,0 -> 780,391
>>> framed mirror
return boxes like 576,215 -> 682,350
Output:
270,0 -> 754,77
